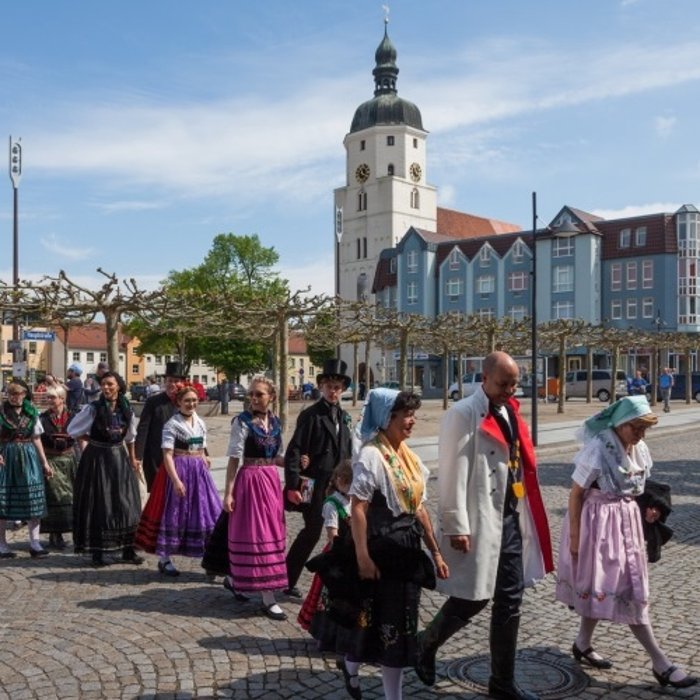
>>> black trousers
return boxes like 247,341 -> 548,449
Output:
285,470 -> 333,589
446,510 -> 525,625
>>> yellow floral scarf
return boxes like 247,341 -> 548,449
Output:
374,432 -> 424,513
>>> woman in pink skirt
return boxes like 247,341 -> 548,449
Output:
224,377 -> 287,620
556,395 -> 696,689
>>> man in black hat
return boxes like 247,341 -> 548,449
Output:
284,358 -> 353,597
135,361 -> 186,489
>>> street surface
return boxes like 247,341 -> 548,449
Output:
1,400 -> 699,699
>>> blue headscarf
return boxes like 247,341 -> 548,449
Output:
580,394 -> 657,441
357,388 -> 400,443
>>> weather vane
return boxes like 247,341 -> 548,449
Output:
382,3 -> 390,24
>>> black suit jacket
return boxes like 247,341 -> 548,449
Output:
135,391 -> 176,488
284,399 -> 352,492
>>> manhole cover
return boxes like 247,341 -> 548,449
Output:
446,649 -> 590,699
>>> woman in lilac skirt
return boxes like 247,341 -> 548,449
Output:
137,385 -> 221,576
223,376 -> 287,620
556,395 -> 696,689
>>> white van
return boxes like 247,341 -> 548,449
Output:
448,372 -> 483,400
565,369 -> 628,402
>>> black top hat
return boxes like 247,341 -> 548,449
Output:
164,361 -> 187,379
316,359 -> 351,389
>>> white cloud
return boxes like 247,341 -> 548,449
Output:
654,115 -> 677,139
94,199 -> 169,214
438,184 -> 457,208
277,256 -> 335,298
592,203 -> 682,219
40,233 -> 96,261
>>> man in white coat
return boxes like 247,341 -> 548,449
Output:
415,351 -> 553,700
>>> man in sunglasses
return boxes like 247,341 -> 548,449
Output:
284,358 -> 353,598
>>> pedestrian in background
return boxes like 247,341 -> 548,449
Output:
556,395 -> 696,689
219,378 -> 230,415
65,364 -> 85,411
659,367 -> 674,413
628,370 -> 648,396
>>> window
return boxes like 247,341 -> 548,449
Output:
507,271 -> 528,292
202,375 -> 208,385
360,140 -> 366,151
410,188 -> 419,209
86,351 -> 94,363
131,364 -> 139,375
406,250 -> 418,273
448,249 -> 460,270
642,297 -> 654,318
611,299 -> 622,319
387,163 -> 394,176
155,355 -> 162,364
72,352 -> 80,362
290,358 -> 296,368
356,238 -> 361,260
508,305 -> 527,321
626,298 -> 637,319
165,355 -> 171,363
479,246 -> 491,266
553,237 -> 574,257
445,278 -> 463,298
642,260 -> 653,289
553,300 -> 574,319
406,282 -> 417,305
413,137 -> 418,148
100,352 -> 107,362
389,257 -> 396,273
610,263 -> 622,291
626,262 -> 637,290
619,228 -> 631,248
635,226 -> 647,246
553,265 -> 574,292
512,240 -> 524,261
477,275 -> 495,294
478,307 -> 494,320
28,341 -> 37,355
387,135 -> 395,146
357,190 -> 367,211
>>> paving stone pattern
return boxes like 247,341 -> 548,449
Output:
0,423 -> 698,699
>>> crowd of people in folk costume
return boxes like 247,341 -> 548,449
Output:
0,352 -> 696,699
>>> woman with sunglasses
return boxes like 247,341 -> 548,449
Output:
556,395 -> 696,689
223,377 -> 288,620
0,380 -> 53,558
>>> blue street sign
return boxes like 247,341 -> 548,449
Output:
299,368 -> 304,375
23,330 -> 56,341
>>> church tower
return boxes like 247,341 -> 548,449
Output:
334,19 -> 437,303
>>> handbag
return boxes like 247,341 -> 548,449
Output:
635,479 -> 673,563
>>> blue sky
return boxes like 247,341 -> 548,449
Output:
2,0 -> 699,297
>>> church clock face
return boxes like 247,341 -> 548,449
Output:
355,163 -> 370,183
409,162 -> 422,182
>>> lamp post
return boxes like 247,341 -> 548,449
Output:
334,205 -> 343,357
8,136 -> 23,375
530,192 -> 538,445
651,309 -> 666,406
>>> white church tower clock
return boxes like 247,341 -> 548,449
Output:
334,18 -> 437,303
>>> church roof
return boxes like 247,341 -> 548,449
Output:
350,23 -> 424,133
436,207 -> 522,238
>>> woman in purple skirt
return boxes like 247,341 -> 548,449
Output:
224,376 -> 287,620
137,385 -> 221,576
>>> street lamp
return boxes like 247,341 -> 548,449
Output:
651,309 -> 666,406
530,193 -> 538,445
8,136 -> 23,375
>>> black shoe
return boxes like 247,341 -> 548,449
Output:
49,533 -> 68,550
414,631 -> 437,686
336,657 -> 362,699
223,576 -> 250,601
91,552 -> 107,568
29,547 -> 49,558
652,665 -> 698,688
0,550 -> 17,559
122,547 -> 144,565
572,643 -> 613,669
488,678 -> 539,700
259,603 -> 287,621
283,586 -> 302,599
157,560 -> 180,577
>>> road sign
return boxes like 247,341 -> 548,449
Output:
299,368 -> 304,375
23,330 -> 56,341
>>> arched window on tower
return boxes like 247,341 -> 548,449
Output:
411,188 -> 420,209
387,163 -> 394,176
357,190 -> 367,211
357,273 -> 368,302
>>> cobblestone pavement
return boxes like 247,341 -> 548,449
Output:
1,423 -> 699,698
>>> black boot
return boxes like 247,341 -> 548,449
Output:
488,616 -> 539,700
415,604 -> 470,686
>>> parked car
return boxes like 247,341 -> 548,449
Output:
448,372 -> 483,401
376,381 -> 423,397
653,372 -> 700,402
564,369 -> 628,402
129,383 -> 148,402
206,382 -> 247,401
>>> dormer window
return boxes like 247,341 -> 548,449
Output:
448,249 -> 460,270
619,228 -> 631,248
479,247 -> 491,266
635,226 -> 647,246
512,240 -> 524,261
